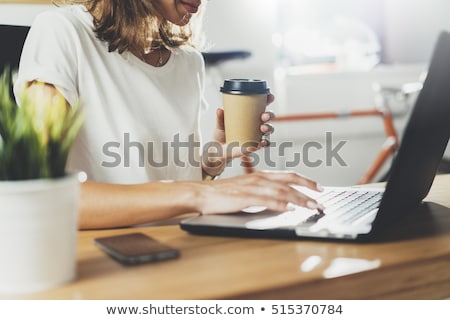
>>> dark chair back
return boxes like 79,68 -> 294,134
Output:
0,25 -> 30,94
0,24 -> 30,73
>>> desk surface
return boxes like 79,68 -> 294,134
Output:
26,174 -> 450,300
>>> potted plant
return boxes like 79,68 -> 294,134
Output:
0,69 -> 84,296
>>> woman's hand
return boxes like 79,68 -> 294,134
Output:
195,170 -> 325,215
78,170 -> 323,229
202,94 -> 276,177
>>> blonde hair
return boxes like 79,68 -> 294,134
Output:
54,0 -> 205,54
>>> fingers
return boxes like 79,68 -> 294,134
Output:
199,171 -> 325,215
258,170 -> 324,193
246,177 -> 318,210
215,108 -> 225,131
260,123 -> 274,135
267,93 -> 275,105
259,138 -> 270,148
230,171 -> 325,212
261,110 -> 275,122
260,111 -> 275,148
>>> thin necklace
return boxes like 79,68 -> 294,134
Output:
141,45 -> 165,67
156,46 -> 164,67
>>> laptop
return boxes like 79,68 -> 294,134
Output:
180,31 -> 450,241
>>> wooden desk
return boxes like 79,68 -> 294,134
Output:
26,174 -> 450,300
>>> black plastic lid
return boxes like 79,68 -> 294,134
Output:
220,79 -> 270,95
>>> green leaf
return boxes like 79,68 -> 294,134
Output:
0,68 -> 84,180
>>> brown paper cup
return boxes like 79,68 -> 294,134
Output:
220,79 -> 270,148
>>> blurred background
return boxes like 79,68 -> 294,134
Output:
1,0 -> 449,185
201,0 -> 450,184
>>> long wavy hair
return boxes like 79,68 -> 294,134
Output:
55,0 -> 204,54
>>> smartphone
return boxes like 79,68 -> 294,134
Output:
94,232 -> 180,265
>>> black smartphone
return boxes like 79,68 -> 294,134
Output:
94,232 -> 180,265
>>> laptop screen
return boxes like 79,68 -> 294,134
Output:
374,31 -> 450,229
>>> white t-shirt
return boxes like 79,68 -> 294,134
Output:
14,5 -> 206,184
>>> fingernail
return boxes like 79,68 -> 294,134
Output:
306,201 -> 318,210
286,203 -> 296,211
317,184 -> 324,192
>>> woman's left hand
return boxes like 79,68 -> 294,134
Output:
202,94 -> 276,177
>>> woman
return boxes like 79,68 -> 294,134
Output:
14,0 -> 324,229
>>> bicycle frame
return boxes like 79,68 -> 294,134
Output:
242,106 -> 399,184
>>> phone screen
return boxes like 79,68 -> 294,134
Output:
94,232 -> 180,265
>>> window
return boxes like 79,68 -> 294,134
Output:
274,0 -> 386,70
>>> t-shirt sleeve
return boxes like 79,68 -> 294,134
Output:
13,10 -> 79,107
197,50 -> 209,112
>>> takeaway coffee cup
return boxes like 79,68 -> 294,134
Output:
220,79 -> 270,148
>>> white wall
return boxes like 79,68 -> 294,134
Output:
3,1 -> 449,72
0,4 -> 53,25
202,0 -> 277,82
384,0 -> 450,63
202,0 -> 450,72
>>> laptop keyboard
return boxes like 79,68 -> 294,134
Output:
244,188 -> 383,232
306,190 -> 383,225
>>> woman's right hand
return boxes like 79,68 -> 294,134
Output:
194,171 -> 325,215
77,171 -> 324,230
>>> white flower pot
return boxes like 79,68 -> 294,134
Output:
0,173 -> 82,296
